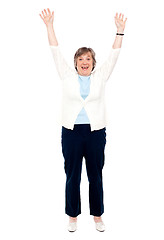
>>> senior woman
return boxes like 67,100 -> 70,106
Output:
39,8 -> 127,232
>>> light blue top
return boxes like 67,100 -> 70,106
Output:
74,75 -> 91,124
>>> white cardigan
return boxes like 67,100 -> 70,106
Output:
50,45 -> 121,131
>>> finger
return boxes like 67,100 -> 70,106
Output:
114,13 -> 118,21
119,13 -> 122,19
121,14 -> 124,20
47,8 -> 51,15
39,14 -> 46,24
39,13 -> 45,21
44,9 -> 48,16
124,17 -> 127,23
42,10 -> 46,18
39,13 -> 43,19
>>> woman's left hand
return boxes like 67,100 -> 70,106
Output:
114,13 -> 127,33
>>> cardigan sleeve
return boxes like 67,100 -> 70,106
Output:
95,48 -> 121,82
50,45 -> 74,80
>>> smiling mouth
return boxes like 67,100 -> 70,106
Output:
81,66 -> 89,70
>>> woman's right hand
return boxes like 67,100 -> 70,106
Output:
39,8 -> 54,27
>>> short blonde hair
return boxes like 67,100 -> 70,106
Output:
74,47 -> 96,72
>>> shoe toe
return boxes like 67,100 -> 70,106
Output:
68,222 -> 77,232
95,222 -> 105,232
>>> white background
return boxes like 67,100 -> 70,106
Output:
0,0 -> 164,239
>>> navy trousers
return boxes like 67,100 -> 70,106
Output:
61,124 -> 106,217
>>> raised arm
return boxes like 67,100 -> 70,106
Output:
94,13 -> 127,81
39,8 -> 58,46
39,8 -> 75,80
112,13 -> 127,49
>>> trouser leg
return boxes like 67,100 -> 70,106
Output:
61,126 -> 84,217
84,127 -> 106,216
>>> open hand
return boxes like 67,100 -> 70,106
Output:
39,8 -> 54,26
114,13 -> 127,33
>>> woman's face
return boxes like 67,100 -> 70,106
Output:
76,52 -> 93,76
